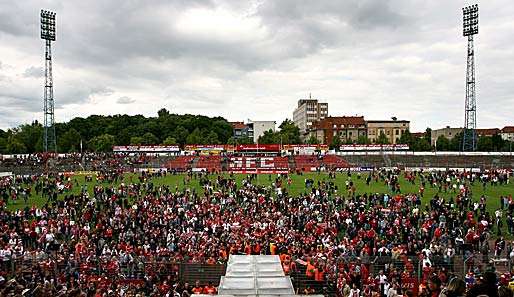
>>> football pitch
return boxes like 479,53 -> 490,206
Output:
6,172 -> 514,215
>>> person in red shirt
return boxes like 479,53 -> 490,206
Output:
203,282 -> 217,295
192,281 -> 204,294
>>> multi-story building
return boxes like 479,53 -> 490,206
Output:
367,120 -> 410,144
430,127 -> 463,146
229,122 -> 253,140
500,126 -> 514,141
476,128 -> 500,137
309,116 -> 367,145
247,120 -> 276,143
293,98 -> 328,138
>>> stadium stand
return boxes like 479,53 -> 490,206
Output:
293,155 -> 321,171
195,155 -> 222,172
166,155 -> 195,171
321,155 -> 350,169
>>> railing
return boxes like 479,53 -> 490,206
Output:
2,255 -> 226,287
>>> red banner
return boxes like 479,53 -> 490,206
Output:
235,144 -> 280,152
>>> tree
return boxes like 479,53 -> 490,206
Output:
157,108 -> 170,118
424,128 -> 432,145
186,128 -> 204,144
357,135 -> 371,145
130,137 -> 143,145
398,129 -> 414,147
205,131 -> 219,144
142,132 -> 159,145
162,136 -> 177,145
436,135 -> 450,151
0,137 -> 6,154
491,134 -> 504,151
306,135 -> 319,145
59,128 -> 81,152
174,126 -> 189,145
278,119 -> 301,144
89,134 -> 115,152
16,122 -> 44,153
258,129 -> 280,144
376,132 -> 389,145
227,136 -> 253,145
449,132 -> 463,151
6,135 -> 27,154
330,135 -> 341,150
412,138 -> 432,151
477,136 -> 493,151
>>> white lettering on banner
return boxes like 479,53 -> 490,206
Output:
261,157 -> 273,168
246,158 -> 256,168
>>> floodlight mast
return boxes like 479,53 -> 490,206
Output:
40,10 -> 57,153
462,4 -> 478,152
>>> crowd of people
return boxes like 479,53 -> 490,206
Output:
0,163 -> 512,296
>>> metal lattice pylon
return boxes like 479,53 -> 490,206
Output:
44,39 -> 56,152
41,10 -> 57,152
462,4 -> 478,152
462,34 -> 477,151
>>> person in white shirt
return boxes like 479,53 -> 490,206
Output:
349,283 -> 360,297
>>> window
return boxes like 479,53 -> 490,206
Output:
349,132 -> 352,137
386,131 -> 390,135
395,130 -> 399,135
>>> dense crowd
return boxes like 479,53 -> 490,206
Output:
0,166 -> 512,297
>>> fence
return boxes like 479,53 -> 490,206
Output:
1,253 -> 512,296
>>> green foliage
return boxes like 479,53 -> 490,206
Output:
0,137 -> 6,154
89,134 -> 115,152
412,137 -> 432,151
130,137 -> 143,145
258,119 -> 301,145
227,136 -> 254,145
436,135 -> 450,151
142,132 -> 159,145
376,131 -> 389,145
357,135 -> 371,145
257,129 -> 278,144
398,129 -> 414,146
162,136 -> 177,145
330,135 -> 341,150
186,128 -> 204,144
0,111 -> 235,153
306,135 -> 319,145
6,135 -> 27,154
491,134 -> 505,151
477,136 -> 493,151
424,128 -> 432,144
449,131 -> 463,151
59,128 -> 81,152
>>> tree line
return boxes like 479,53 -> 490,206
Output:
0,109 -> 511,153
0,109 -> 236,153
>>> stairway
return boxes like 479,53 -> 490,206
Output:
191,157 -> 199,170
288,156 -> 296,171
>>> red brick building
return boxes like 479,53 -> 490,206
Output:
309,116 -> 367,144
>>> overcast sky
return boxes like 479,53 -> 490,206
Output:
0,0 -> 513,132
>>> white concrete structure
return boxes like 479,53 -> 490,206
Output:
293,99 -> 328,137
248,120 -> 276,143
217,255 -> 303,296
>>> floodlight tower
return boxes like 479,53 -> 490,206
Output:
462,4 -> 479,152
40,10 -> 57,152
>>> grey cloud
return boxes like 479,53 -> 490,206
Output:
23,66 -> 44,78
116,96 -> 135,104
0,1 -> 514,131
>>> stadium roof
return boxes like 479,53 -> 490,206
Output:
501,126 -> 514,133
